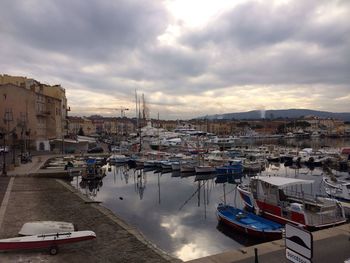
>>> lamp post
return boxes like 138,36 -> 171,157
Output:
2,109 -> 13,176
0,131 -> 5,176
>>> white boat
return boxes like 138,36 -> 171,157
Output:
19,221 -> 76,236
323,177 -> 350,202
195,165 -> 215,174
0,231 -> 96,255
171,162 -> 180,171
238,176 -> 346,229
180,162 -> 196,172
108,154 -> 130,164
144,160 -> 159,167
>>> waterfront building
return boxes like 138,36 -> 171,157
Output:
68,116 -> 95,136
0,74 -> 68,151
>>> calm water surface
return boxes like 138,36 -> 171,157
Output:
70,138 -> 350,261
71,165 -> 349,261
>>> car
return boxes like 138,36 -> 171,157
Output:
0,146 -> 9,154
87,146 -> 104,153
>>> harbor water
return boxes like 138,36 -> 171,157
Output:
70,162 -> 349,261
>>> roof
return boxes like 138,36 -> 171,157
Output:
252,176 -> 314,188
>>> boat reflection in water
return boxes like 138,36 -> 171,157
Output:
216,221 -> 262,247
70,161 -> 348,262
79,178 -> 103,199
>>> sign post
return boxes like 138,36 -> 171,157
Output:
285,224 -> 313,263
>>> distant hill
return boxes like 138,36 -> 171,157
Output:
197,109 -> 350,121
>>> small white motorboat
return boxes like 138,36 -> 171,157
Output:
0,231 -> 96,255
323,177 -> 350,201
19,221 -> 76,236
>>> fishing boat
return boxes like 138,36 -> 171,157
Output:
216,204 -> 283,240
0,231 -> 96,255
237,176 -> 346,229
19,221 -> 76,236
215,160 -> 243,175
323,177 -> 350,202
195,165 -> 215,174
83,158 -> 106,180
171,161 -> 180,171
180,161 -> 196,172
108,154 -> 130,165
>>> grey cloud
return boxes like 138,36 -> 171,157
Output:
1,0 -> 169,61
182,1 -> 314,49
1,0 -> 350,118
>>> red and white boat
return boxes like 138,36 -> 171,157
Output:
238,176 -> 346,230
0,230 -> 96,255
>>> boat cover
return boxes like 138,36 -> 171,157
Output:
251,176 -> 313,188
19,221 -> 75,236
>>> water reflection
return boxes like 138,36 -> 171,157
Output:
216,221 -> 261,247
78,178 -> 103,199
71,159 -> 349,261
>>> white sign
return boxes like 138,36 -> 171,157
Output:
286,248 -> 311,263
285,224 -> 313,259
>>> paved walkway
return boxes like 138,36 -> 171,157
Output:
188,223 -> 350,263
1,155 -> 349,262
6,155 -> 52,176
0,177 -> 178,262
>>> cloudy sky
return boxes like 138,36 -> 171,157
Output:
1,0 -> 349,119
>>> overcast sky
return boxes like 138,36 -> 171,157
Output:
1,0 -> 349,119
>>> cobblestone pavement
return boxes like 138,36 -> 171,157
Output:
0,177 -> 10,204
0,177 -> 177,263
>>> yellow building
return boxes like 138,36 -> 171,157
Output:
68,117 -> 95,136
0,74 -> 68,151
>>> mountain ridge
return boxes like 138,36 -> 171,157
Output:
197,109 -> 350,121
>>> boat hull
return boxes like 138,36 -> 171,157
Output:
195,166 -> 215,174
0,231 -> 96,251
216,205 -> 282,240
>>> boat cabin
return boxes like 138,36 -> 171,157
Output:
248,176 -> 346,228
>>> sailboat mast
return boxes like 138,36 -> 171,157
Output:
135,90 -> 138,129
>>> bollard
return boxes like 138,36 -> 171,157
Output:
254,248 -> 259,263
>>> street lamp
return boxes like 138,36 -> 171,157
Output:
0,131 -> 6,176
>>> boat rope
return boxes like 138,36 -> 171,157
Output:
217,186 -> 236,203
178,181 -> 207,211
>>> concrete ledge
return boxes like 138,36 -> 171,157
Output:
188,223 -> 350,263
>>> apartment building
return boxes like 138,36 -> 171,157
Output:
68,116 -> 95,136
0,74 -> 68,151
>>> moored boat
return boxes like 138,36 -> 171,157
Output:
195,165 -> 215,174
237,176 -> 346,229
323,177 -> 350,202
216,204 -> 283,240
19,221 -> 76,236
108,154 -> 130,165
0,231 -> 96,255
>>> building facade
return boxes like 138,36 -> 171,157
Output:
0,74 -> 68,151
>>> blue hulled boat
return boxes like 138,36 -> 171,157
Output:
215,160 -> 243,175
216,204 -> 283,240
